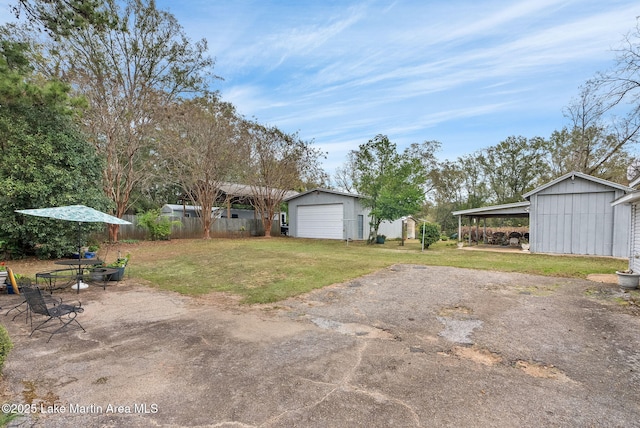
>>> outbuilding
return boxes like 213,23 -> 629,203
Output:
284,189 -> 407,240
453,171 -> 632,258
525,172 -> 631,257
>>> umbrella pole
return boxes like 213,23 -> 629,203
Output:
77,222 -> 82,294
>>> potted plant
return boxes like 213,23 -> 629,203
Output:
376,234 -> 386,244
84,244 -> 99,259
107,254 -> 130,281
615,269 -> 640,289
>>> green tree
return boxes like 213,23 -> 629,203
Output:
478,136 -> 550,204
12,0 -> 119,38
351,135 -> 429,243
0,37 -> 108,258
34,0 -> 215,242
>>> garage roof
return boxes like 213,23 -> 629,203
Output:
283,188 -> 363,202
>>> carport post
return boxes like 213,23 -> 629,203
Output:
483,218 -> 487,244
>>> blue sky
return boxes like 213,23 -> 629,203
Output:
3,1 -> 640,176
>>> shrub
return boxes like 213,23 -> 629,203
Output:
0,324 -> 13,374
418,222 -> 441,249
137,209 -> 181,241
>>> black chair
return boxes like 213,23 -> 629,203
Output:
23,287 -> 85,342
3,278 -> 52,322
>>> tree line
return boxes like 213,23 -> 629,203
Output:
0,0 -> 326,257
1,1 -> 639,256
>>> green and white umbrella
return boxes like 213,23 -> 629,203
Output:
16,205 -> 131,291
16,205 -> 131,225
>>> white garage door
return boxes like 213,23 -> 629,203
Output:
297,204 -> 343,239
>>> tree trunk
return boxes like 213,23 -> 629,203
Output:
202,215 -> 211,239
108,223 -> 120,243
264,217 -> 273,237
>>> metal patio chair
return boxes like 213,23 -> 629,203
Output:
3,278 -> 56,323
23,286 -> 85,342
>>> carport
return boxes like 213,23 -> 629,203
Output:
452,202 -> 530,246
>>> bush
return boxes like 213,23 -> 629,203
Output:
0,324 -> 13,374
137,209 -> 181,241
418,222 -> 441,249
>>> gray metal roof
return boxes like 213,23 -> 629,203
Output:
522,171 -> 631,199
283,188 -> 363,202
452,201 -> 530,218
611,190 -> 640,206
217,182 -> 299,200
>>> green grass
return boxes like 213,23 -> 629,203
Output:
126,238 -> 626,304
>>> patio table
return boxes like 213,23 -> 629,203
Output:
53,259 -> 103,291
36,269 -> 81,293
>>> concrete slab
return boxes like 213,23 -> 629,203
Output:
1,266 -> 639,427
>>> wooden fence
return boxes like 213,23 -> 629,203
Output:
104,215 -> 280,241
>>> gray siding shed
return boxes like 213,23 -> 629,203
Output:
285,189 -> 370,240
523,172 -> 631,257
284,188 -> 407,240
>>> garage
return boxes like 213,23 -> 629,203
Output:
285,189 -> 371,240
297,204 -> 343,239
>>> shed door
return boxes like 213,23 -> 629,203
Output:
297,204 -> 343,239
537,192 -> 614,255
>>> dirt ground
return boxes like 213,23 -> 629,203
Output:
1,265 -> 640,427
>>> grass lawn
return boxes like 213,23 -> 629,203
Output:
119,238 -> 626,304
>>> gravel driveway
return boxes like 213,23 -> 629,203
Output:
1,265 -> 639,427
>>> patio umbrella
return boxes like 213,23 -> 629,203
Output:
15,205 -> 132,292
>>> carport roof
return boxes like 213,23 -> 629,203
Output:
452,201 -> 530,218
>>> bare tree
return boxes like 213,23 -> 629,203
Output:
552,19 -> 640,182
333,151 -> 357,193
35,0 -> 214,241
160,95 -> 247,239
549,83 -> 634,182
244,122 -> 326,237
